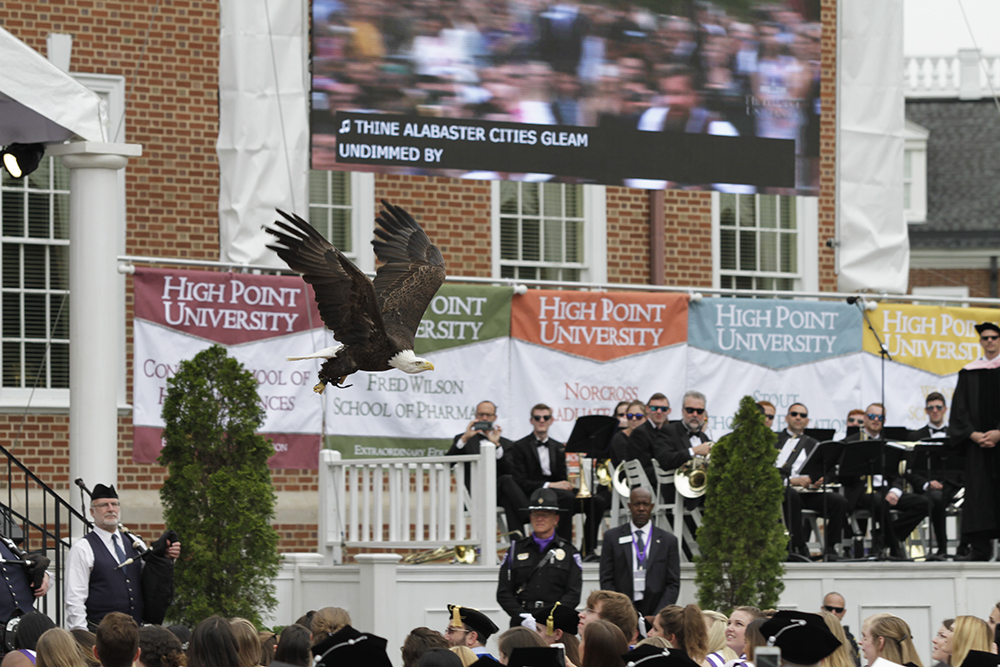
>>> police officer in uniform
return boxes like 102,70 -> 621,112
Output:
496,488 -> 581,625
0,534 -> 50,655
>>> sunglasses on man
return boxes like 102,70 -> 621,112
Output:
823,605 -> 844,614
532,415 -> 552,422
626,413 -> 645,420
684,407 -> 705,415
648,405 -> 670,413
867,413 -> 885,422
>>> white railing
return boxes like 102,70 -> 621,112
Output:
904,51 -> 1000,98
318,444 -> 497,564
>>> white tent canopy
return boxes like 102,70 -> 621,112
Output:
0,25 -> 106,145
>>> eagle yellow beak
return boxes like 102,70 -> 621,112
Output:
424,361 -> 435,371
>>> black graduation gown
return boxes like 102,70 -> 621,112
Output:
949,366 -> 1000,535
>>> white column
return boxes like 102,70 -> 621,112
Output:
355,553 -> 401,644
47,142 -> 141,495
958,48 -> 982,100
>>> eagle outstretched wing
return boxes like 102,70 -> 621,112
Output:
372,200 -> 447,344
266,210 -> 385,347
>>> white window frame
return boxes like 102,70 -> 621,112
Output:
307,171 -> 375,273
711,192 -> 818,293
490,181 -> 607,284
0,73 -> 126,413
903,119 -> 929,224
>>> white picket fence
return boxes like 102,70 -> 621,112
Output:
317,444 -> 497,564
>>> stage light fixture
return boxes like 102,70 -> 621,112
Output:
1,143 -> 46,179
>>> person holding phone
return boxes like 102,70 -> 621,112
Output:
447,400 -> 518,530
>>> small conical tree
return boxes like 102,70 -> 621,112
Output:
159,344 -> 281,626
696,395 -> 786,611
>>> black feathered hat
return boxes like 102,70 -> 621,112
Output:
91,484 -> 118,500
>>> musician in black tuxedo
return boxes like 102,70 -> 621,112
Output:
774,402 -> 847,561
841,404 -> 929,559
659,391 -> 713,473
509,404 -> 606,552
624,394 -> 670,487
655,391 -> 713,518
599,487 -> 679,617
906,392 -> 962,559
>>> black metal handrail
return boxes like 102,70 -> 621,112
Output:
0,443 -> 92,626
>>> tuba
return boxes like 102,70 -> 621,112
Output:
675,453 -> 709,498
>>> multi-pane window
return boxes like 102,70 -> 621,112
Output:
498,181 -> 585,282
306,171 -> 374,273
0,158 -> 71,390
719,193 -> 799,291
308,170 -> 353,256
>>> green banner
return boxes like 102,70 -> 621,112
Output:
413,283 -> 511,354
326,434 -> 453,458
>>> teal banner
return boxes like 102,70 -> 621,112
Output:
688,298 -> 863,369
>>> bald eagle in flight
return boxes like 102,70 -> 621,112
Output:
266,200 -> 446,392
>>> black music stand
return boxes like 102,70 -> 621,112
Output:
910,440 -> 966,503
565,415 -> 618,557
838,438 -> 910,561
798,439 -> 846,561
804,428 -> 835,442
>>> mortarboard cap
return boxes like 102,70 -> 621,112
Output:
760,611 -> 842,666
447,604 -> 499,640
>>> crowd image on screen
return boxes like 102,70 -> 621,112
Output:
311,0 -> 822,192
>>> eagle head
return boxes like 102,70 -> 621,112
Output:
389,349 -> 435,374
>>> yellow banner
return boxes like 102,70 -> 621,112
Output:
863,304 -> 1000,376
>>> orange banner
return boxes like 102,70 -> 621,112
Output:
511,290 -> 689,362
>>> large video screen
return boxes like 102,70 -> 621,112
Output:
311,0 -> 822,193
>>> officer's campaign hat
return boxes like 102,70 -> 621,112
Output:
523,488 -> 565,513
448,604 -> 499,640
759,611 -> 842,666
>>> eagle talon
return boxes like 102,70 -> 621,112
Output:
313,383 -> 326,394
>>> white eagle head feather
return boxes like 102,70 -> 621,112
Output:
389,349 -> 434,374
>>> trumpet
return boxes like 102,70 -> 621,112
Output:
401,545 -> 478,564
675,452 -> 710,498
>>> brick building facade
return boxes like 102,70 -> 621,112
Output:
2,0 -> 839,551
